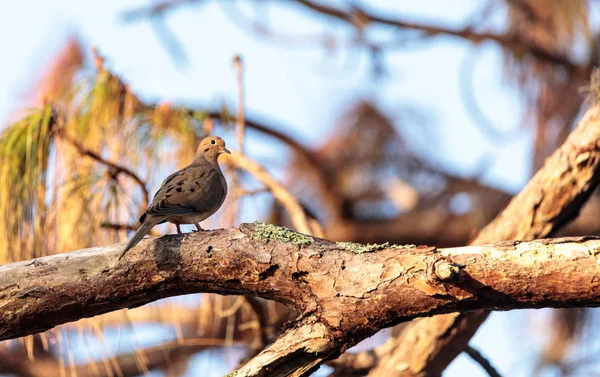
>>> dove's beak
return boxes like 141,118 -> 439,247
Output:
220,147 -> 231,155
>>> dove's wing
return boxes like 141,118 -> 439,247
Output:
145,165 -> 226,218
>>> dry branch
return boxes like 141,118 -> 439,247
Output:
0,338 -> 225,377
464,345 -> 502,377
224,152 -> 313,234
3,228 -> 600,375
207,111 -> 344,218
123,0 -> 585,72
367,95 -> 600,376
1,294 -> 291,377
57,130 -> 150,209
293,0 -> 583,72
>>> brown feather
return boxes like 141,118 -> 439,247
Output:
119,136 -> 229,261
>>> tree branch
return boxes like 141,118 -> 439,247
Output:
206,111 -> 344,219
57,130 -> 150,209
224,152 -> 313,234
3,227 -> 600,375
0,338 -> 227,377
124,0 -> 582,72
293,0 -> 583,71
465,345 -> 502,377
366,90 -> 600,376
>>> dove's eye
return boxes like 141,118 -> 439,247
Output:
210,140 -> 216,145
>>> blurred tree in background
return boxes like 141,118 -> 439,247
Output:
2,1 -> 600,376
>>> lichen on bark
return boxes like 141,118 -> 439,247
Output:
252,221 -> 314,247
335,241 -> 415,253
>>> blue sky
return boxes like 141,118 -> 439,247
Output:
0,1 -> 554,376
0,0 -> 532,191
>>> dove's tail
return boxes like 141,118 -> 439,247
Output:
118,216 -> 164,260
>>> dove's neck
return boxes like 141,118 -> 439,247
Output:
192,154 -> 222,172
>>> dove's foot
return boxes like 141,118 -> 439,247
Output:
175,222 -> 182,234
194,222 -> 204,232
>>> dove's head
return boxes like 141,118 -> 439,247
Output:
196,136 -> 231,162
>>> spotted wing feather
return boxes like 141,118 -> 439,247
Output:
143,165 -> 225,219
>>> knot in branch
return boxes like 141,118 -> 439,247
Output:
432,259 -> 461,282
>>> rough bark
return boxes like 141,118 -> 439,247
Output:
4,228 -> 600,375
367,105 -> 600,377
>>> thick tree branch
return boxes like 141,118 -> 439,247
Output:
368,96 -> 600,376
4,227 -> 600,375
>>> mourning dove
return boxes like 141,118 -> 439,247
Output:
118,136 -> 230,260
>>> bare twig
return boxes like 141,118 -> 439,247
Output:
237,187 -> 270,196
223,55 -> 247,228
459,46 -> 523,144
56,131 -> 150,210
100,222 -> 137,231
293,0 -> 582,71
224,152 -> 313,234
121,0 -> 203,21
465,345 -> 502,377
326,339 -> 397,377
207,111 -> 343,218
122,0 -> 578,72
233,55 -> 246,155
242,295 -> 269,357
0,338 -> 234,377
506,0 -> 541,22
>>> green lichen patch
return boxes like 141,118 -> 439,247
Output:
252,221 -> 314,247
336,241 -> 415,254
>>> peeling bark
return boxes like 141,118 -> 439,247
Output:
3,229 -> 600,375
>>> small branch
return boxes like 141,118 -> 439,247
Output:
326,340 -> 396,377
57,131 -> 150,209
0,338 -> 229,377
223,55 -> 247,228
122,0 -> 576,72
208,113 -> 318,168
465,345 -> 502,377
100,222 -> 160,237
506,0 -> 541,22
233,55 -> 246,155
100,222 -> 137,231
293,0 -> 582,71
242,295 -> 269,357
225,152 -> 313,234
207,111 -> 344,219
122,0 -> 203,21
238,187 -> 270,196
